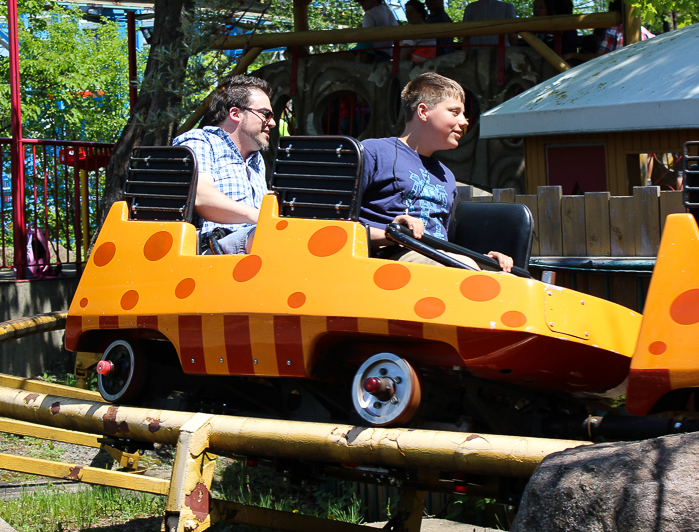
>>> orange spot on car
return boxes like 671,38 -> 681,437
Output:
374,264 -> 411,290
501,310 -> 527,328
121,290 -> 139,311
93,242 -> 116,266
276,220 -> 288,230
175,278 -> 196,299
460,275 -> 501,302
308,226 -> 348,257
670,289 -> 699,325
143,231 -> 173,261
288,292 -> 306,308
233,255 -> 263,282
414,297 -> 445,319
80,298 -> 88,308
649,341 -> 667,355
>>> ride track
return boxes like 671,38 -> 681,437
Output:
0,312 -> 590,532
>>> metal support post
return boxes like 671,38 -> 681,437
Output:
127,11 -> 138,113
165,413 -> 218,532
8,0 -> 26,279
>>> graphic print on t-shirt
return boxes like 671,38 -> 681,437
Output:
405,168 -> 448,240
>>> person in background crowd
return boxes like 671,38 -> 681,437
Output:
528,0 -> 577,55
563,0 -> 653,62
462,0 -> 518,48
425,0 -> 455,55
401,0 -> 437,62
353,0 -> 399,63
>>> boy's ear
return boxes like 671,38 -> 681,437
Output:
415,102 -> 430,122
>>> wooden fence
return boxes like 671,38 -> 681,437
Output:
456,185 -> 687,312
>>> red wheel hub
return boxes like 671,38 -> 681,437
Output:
96,360 -> 114,376
362,377 -> 395,399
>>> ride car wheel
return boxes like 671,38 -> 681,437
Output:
97,339 -> 146,403
352,353 -> 422,427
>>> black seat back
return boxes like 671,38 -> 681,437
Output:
452,202 -> 533,270
271,136 -> 364,221
124,146 -> 198,222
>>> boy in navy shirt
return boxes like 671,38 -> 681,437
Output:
359,72 -> 513,271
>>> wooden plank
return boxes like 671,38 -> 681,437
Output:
472,195 -> 493,203
584,192 -> 611,256
587,275 -> 607,300
609,196 -> 635,257
659,190 -> 686,234
633,186 -> 661,256
561,196 -> 586,256
611,276 -> 639,312
516,194 -> 540,256
493,188 -> 516,203
537,186 -> 563,256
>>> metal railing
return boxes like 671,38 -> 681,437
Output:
0,138 -> 114,278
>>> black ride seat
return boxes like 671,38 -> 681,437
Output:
124,146 -> 198,223
452,202 -> 533,271
271,135 -> 364,221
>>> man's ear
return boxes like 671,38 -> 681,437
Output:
229,107 -> 243,124
415,102 -> 430,122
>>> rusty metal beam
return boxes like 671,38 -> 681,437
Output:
0,374 -> 103,402
0,453 -> 169,494
0,382 -> 590,477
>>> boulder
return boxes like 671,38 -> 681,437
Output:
511,433 -> 699,532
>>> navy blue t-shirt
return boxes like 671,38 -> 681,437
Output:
359,137 -> 457,241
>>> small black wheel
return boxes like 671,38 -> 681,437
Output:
97,340 -> 146,403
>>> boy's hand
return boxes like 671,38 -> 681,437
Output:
487,251 -> 513,273
392,215 -> 424,239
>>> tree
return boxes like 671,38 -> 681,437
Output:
0,1 -> 130,142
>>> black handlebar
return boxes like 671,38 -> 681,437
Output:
385,223 -> 532,279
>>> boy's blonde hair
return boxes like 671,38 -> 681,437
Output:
401,73 -> 466,121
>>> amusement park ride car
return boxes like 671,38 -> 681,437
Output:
64,137 -> 699,439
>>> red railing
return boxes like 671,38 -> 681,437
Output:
0,138 -> 114,278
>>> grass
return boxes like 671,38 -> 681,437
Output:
0,484 -> 165,532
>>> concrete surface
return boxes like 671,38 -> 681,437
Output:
368,519 -> 500,531
0,274 -> 80,377
0,517 -> 17,532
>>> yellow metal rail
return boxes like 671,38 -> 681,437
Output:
0,375 -> 592,531
0,311 -> 67,345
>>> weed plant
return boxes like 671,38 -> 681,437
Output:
0,484 -> 164,531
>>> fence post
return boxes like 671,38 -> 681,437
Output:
8,0 -> 26,279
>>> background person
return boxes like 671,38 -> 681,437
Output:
401,0 -> 437,62
353,0 -> 399,63
462,0 -> 518,48
425,0 -> 455,55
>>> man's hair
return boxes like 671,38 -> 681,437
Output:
206,75 -> 272,125
401,73 -> 465,121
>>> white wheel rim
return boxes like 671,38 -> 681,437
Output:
352,353 -> 417,426
98,340 -> 136,402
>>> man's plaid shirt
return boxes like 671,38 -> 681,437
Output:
599,25 -> 654,54
173,126 -> 268,236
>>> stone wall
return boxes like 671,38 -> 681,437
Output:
255,46 -> 557,192
0,276 -> 79,377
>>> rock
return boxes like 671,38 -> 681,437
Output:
511,432 -> 699,532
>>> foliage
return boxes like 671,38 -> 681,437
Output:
248,0 -> 364,69
0,1 -> 131,142
445,0 -> 697,35
0,484 -> 164,531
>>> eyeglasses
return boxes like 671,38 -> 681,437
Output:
242,107 -> 274,124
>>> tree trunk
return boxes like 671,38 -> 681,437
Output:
97,0 -> 194,238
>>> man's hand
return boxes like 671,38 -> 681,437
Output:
393,214 -> 424,239
487,251 -> 513,273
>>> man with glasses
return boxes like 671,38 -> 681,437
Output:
173,75 -> 276,254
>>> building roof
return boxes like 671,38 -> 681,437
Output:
480,23 -> 699,139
